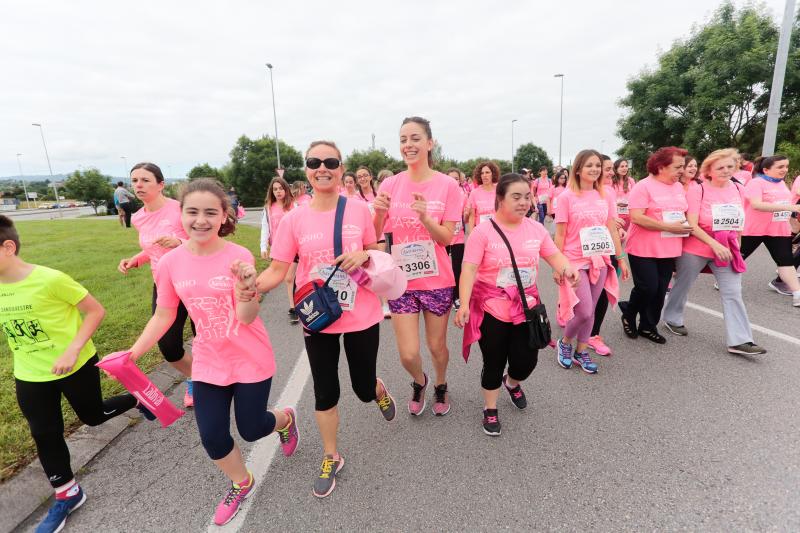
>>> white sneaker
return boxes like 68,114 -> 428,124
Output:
793,293 -> 800,307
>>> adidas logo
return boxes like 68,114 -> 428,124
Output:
300,301 -> 314,316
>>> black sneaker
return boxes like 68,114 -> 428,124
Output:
638,328 -> 666,344
288,308 -> 299,324
728,342 -> 767,355
482,409 -> 501,436
313,454 -> 344,498
664,322 -> 688,336
502,374 -> 527,410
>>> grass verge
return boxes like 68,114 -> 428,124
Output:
0,218 -> 267,482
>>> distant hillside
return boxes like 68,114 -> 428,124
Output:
0,174 -> 185,184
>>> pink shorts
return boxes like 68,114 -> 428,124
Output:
388,288 -> 453,316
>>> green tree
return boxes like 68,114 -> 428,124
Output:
617,2 -> 800,175
345,148 -> 405,175
460,158 -> 512,181
187,163 -> 224,181
514,143 -> 554,174
63,168 -> 114,214
228,135 -> 304,206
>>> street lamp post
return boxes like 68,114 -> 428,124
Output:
762,0 -> 797,156
511,119 -> 518,173
31,123 -> 61,214
15,153 -> 31,209
554,74 -> 565,166
265,63 -> 282,171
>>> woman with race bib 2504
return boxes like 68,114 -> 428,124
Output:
253,141 -> 396,498
373,116 -> 463,417
661,149 -> 766,354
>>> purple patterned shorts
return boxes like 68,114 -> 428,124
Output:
388,287 -> 454,316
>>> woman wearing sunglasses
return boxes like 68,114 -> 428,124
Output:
253,141 -> 396,498
373,116 -> 463,416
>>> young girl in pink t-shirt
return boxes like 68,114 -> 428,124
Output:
118,162 -> 195,407
127,179 -> 298,526
373,116 -> 462,417
554,151 -> 628,374
466,161 -> 499,233
741,155 -> 800,306
456,173 -> 576,436
612,158 -> 637,230
254,141 -> 396,499
262,177 -> 299,324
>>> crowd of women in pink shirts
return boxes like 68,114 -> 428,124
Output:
109,116 -> 799,526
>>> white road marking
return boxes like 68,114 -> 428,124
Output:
685,302 -> 800,347
209,349 -> 311,532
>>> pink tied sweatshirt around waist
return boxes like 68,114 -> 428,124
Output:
557,255 -> 620,324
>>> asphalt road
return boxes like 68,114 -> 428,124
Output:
16,225 -> 800,532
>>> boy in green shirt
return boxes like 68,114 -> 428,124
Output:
0,215 -> 139,533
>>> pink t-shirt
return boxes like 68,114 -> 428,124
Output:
533,177 -> 553,202
295,194 -> 312,207
733,170 -> 752,185
270,200 -> 382,333
790,176 -> 800,204
684,181 -> 745,258
742,177 -> 793,237
268,203 -> 291,240
378,171 -> 463,291
360,190 -> 377,203
551,186 -> 566,209
467,186 -> 496,222
625,176 -> 688,258
554,188 -> 616,267
612,177 -> 637,215
156,242 -> 275,386
463,218 -> 558,322
451,187 -> 468,246
131,198 -> 188,280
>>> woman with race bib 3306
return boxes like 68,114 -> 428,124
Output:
554,150 -> 628,374
254,141 -> 396,498
373,116 -> 462,416
661,149 -> 766,354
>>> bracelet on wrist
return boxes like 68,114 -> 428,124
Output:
615,253 -> 627,260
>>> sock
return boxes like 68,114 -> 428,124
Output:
55,479 -> 78,500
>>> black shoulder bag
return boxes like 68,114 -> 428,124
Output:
489,219 -> 552,350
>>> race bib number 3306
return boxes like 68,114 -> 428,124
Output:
391,240 -> 439,280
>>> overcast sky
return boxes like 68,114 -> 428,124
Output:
1,0 -> 789,180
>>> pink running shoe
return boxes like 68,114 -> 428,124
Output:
408,373 -> 428,416
432,383 -> 451,416
276,407 -> 299,457
214,472 -> 254,526
587,335 -> 612,356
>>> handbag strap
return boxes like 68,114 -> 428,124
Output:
320,196 -> 347,286
489,219 -> 531,313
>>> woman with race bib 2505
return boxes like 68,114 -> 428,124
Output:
373,116 -> 463,417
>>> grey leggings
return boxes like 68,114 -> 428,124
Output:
662,252 -> 753,346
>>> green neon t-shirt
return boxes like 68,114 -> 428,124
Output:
0,265 -> 95,382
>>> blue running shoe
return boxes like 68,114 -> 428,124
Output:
556,338 -> 573,369
573,351 -> 598,374
36,485 -> 86,533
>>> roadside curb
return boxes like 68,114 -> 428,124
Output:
0,362 -> 184,533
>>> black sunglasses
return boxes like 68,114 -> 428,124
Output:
306,157 -> 341,170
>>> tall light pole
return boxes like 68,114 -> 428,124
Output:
554,74 -> 565,166
600,139 -> 606,153
120,156 -> 128,184
265,63 -> 281,170
15,153 -> 31,209
511,119 -> 518,173
31,123 -> 61,213
762,0 -> 797,156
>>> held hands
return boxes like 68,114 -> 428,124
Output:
553,266 -> 580,287
118,257 -> 138,274
51,347 -> 79,376
153,236 -> 181,249
373,192 -> 391,213
231,260 -> 257,302
454,306 -> 469,328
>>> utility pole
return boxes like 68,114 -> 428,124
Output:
762,0 -> 797,156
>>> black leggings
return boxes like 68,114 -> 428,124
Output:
740,235 -> 794,267
477,313 -> 539,390
447,243 -> 465,301
193,379 -> 276,460
15,356 -> 137,488
304,323 -> 380,411
591,255 -> 618,337
151,284 -> 196,363
624,254 -> 675,332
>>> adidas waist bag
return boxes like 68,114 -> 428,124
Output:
293,268 -> 343,332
